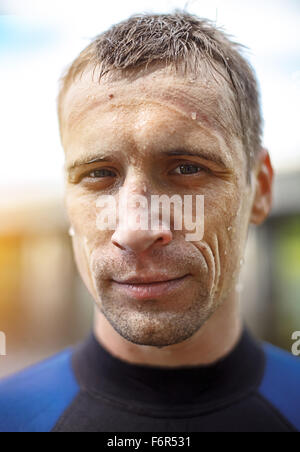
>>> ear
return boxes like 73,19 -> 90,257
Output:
250,148 -> 274,225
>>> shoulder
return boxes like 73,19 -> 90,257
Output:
259,341 -> 300,431
0,348 -> 80,432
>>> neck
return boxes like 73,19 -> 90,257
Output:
93,293 -> 243,368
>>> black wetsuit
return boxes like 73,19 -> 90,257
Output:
0,326 -> 299,432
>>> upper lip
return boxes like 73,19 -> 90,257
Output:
113,274 -> 189,284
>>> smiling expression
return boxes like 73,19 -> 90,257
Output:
60,64 -> 256,347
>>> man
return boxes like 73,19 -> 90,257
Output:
0,11 -> 299,433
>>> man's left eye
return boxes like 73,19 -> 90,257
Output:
171,164 -> 204,175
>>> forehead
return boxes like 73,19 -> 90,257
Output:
61,65 -> 237,137
60,66 -> 246,174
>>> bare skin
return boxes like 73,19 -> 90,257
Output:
61,65 -> 273,367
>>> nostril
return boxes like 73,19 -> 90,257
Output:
154,232 -> 172,247
156,237 -> 167,247
112,240 -> 126,251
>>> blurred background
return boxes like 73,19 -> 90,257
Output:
0,0 -> 299,377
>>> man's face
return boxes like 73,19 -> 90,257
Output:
61,65 -> 256,347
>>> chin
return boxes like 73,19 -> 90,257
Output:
99,297 -> 212,347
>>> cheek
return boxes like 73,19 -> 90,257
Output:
66,188 -> 100,239
66,188 -> 114,275
71,234 -> 98,300
192,186 -> 251,290
199,187 -> 241,240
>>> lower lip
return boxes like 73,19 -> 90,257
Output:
112,275 -> 190,300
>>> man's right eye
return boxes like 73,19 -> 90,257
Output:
88,169 -> 116,178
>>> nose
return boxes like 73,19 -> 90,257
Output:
111,225 -> 173,254
110,179 -> 173,254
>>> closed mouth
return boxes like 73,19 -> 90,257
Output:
111,274 -> 191,300
113,274 -> 189,285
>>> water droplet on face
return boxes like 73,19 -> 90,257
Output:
202,79 -> 211,88
83,236 -> 92,259
191,112 -> 197,120
240,258 -> 245,267
143,184 -> 147,193
235,282 -> 244,293
224,250 -> 227,255
228,226 -> 232,232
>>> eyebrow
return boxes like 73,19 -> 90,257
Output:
162,150 -> 228,169
67,148 -> 229,172
67,154 -> 118,172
